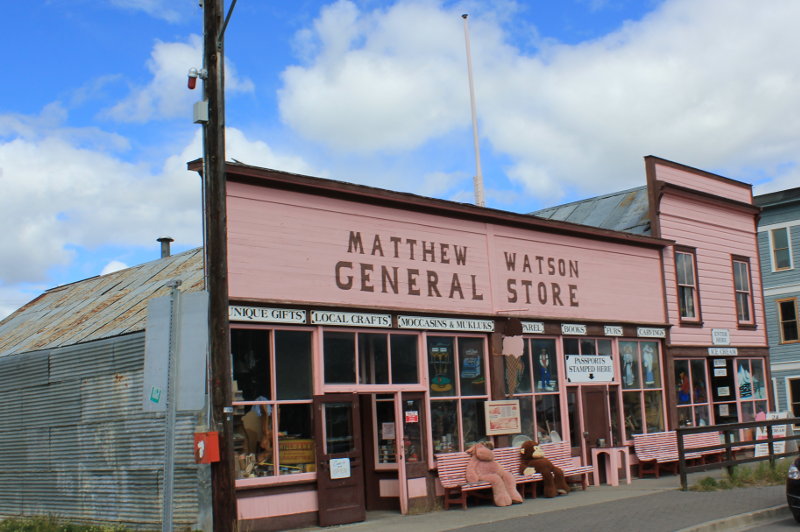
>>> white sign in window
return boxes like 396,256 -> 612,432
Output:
329,457 -> 351,479
565,355 -> 614,383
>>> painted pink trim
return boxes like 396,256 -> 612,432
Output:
237,490 -> 318,519
379,479 -> 400,497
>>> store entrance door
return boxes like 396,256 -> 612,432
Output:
314,393 -> 366,527
580,385 -> 612,450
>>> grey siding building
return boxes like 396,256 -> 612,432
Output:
755,187 -> 800,416
0,248 -> 209,529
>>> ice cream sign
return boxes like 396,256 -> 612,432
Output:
565,355 -> 615,383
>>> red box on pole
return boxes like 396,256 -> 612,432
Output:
194,431 -> 221,463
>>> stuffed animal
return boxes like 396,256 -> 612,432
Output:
465,443 -> 523,507
519,440 -> 569,498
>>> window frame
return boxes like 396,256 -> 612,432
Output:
731,255 -> 755,327
769,226 -> 793,272
504,337 -> 563,444
674,246 -> 702,324
786,377 -> 800,429
231,325 -> 317,485
618,339 -> 666,439
427,333 -> 490,453
778,297 -> 800,344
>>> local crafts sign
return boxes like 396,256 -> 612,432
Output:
565,355 -> 614,383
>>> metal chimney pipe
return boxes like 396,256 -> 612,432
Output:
157,237 -> 174,258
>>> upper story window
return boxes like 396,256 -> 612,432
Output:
770,227 -> 793,271
779,298 -> 800,343
732,256 -> 754,325
675,248 -> 700,322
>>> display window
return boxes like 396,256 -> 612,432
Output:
323,331 -> 419,385
674,358 -> 711,427
504,338 -> 563,444
231,327 -> 316,479
618,340 -> 664,439
374,395 -> 397,467
428,335 -> 489,452
736,358 -> 768,421
709,358 -> 738,423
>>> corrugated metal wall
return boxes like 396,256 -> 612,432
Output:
0,332 -> 204,529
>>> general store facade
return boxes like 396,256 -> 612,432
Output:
200,160 -> 768,530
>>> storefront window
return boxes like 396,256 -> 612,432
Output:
737,358 -> 768,421
710,358 -> 738,424
431,400 -> 459,452
619,340 -> 665,439
323,331 -> 419,385
402,398 -> 424,463
674,358 -> 710,427
429,335 -> 489,452
232,328 -> 315,478
622,391 -> 642,439
504,338 -> 562,443
375,396 -> 397,465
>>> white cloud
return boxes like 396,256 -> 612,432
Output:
0,104 -> 313,288
279,0 -> 479,152
278,0 -> 800,202
101,260 -> 129,275
109,0 -> 192,24
104,35 -> 254,123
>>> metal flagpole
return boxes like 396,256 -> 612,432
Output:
462,14 -> 485,207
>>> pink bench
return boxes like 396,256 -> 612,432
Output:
633,431 -> 703,478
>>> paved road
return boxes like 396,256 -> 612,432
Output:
446,486 -> 785,532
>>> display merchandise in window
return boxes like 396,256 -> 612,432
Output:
231,328 -> 315,478
429,335 -> 489,451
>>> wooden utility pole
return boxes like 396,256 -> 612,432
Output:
203,0 -> 237,529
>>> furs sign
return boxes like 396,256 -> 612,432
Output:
334,231 -> 485,301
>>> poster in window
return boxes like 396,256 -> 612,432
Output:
484,400 -> 521,435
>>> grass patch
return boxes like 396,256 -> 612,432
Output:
689,458 -> 791,491
0,516 -> 131,532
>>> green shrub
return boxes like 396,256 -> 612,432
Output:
0,516 -> 130,532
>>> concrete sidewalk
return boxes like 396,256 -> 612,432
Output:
305,470 -> 789,532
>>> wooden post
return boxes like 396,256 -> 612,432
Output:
203,0 -> 236,529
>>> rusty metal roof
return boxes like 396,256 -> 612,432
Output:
532,186 -> 652,235
0,248 -> 204,357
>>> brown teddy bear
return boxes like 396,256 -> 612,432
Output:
520,440 -> 569,498
465,443 -> 523,506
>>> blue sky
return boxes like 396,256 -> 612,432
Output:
2,0 -> 800,319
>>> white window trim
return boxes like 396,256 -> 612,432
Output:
761,224 -> 795,272
785,376 -> 800,428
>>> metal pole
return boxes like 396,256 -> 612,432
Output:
203,0 -> 236,529
461,14 -> 485,207
162,280 -> 182,531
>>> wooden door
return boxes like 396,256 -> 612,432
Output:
314,393 -> 366,526
581,385 -> 611,449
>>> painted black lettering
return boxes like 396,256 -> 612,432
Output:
347,232 -> 364,254
427,270 -> 442,297
335,261 -> 353,290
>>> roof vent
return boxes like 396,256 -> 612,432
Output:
157,237 -> 174,258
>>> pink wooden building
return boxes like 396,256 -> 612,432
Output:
192,156 -> 767,530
